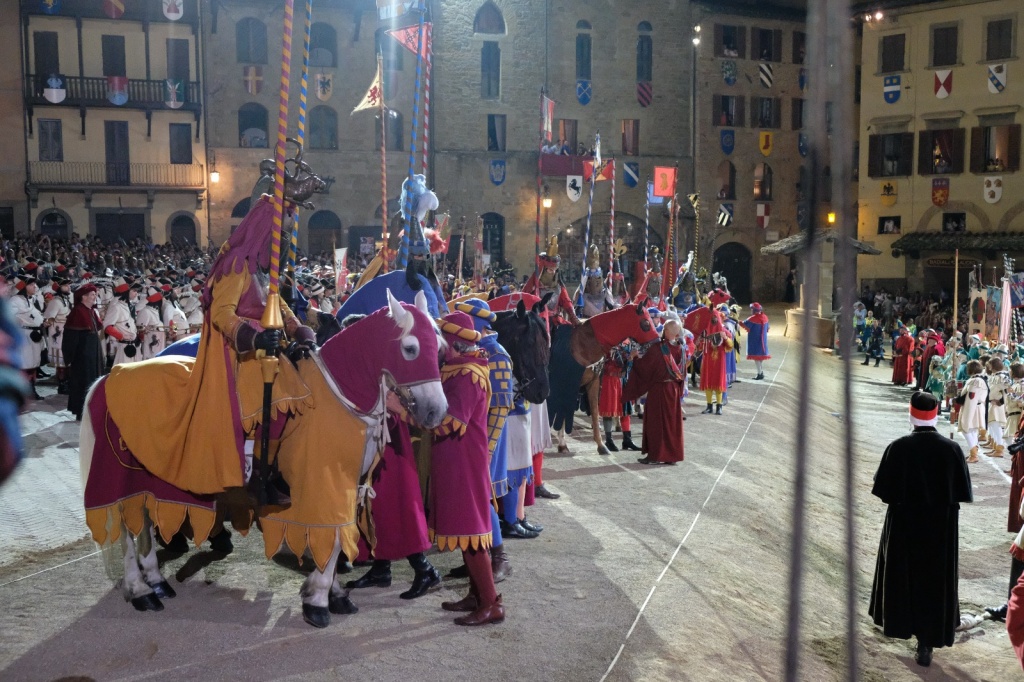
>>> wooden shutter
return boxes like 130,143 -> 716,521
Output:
712,95 -> 722,126
735,96 -> 745,127
1008,124 -> 1022,172
899,132 -> 915,176
750,28 -> 760,62
773,98 -> 782,129
950,128 -> 966,174
917,131 -> 932,175
867,135 -> 881,178
969,127 -> 985,173
736,26 -> 747,59
773,30 -> 783,63
714,24 -> 724,57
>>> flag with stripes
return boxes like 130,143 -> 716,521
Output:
624,162 -> 639,188
717,204 -> 734,227
542,95 -> 555,143
759,63 -> 773,89
636,81 -> 652,108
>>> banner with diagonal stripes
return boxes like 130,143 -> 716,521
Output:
759,63 -> 773,89
717,203 -> 734,227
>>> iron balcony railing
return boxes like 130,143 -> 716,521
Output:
26,74 -> 201,111
29,162 -> 206,188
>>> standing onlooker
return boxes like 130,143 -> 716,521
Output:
985,357 -> 1011,458
957,360 -> 988,463
740,302 -> 770,380
61,284 -> 104,422
869,391 -> 973,668
9,276 -> 45,399
892,324 -> 915,386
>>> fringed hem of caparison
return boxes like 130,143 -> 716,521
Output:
260,517 -> 360,574
429,529 -> 493,553
85,493 -> 218,547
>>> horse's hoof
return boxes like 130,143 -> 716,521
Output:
557,445 -> 571,454
302,604 -> 331,628
329,594 -> 359,615
149,580 -> 177,599
597,445 -> 610,456
130,593 -> 164,612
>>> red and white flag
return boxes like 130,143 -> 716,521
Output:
334,248 -> 349,292
386,23 -> 432,60
584,159 -> 613,182
934,69 -> 952,98
542,95 -> 555,143
352,62 -> 383,114
756,203 -> 771,229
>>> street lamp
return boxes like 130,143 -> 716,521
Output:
827,211 -> 837,225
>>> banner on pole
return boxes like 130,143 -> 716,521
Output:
334,248 -> 349,292
652,166 -> 676,198
584,160 -> 613,182
386,24 -> 432,59
1009,272 -> 1024,308
352,63 -> 383,114
542,95 -> 555,143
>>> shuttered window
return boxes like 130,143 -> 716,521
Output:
880,34 -> 905,73
751,28 -> 782,62
38,119 -> 63,162
712,95 -> 744,127
969,124 -> 1021,173
866,133 -> 914,178
481,41 -> 500,100
918,129 -> 965,175
714,24 -> 745,59
169,123 -> 192,164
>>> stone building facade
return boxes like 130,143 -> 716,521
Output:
0,2 -> 28,240
856,0 -> 1024,296
17,0 -> 210,245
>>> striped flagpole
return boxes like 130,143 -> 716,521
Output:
266,0 -> 295,308
536,89 -> 543,262
609,157 -> 615,281
401,1 -> 427,268
644,176 -> 650,268
378,54 -> 388,272
287,0 -> 313,278
581,142 -> 597,300
422,22 -> 432,177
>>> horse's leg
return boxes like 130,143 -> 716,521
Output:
591,377 -> 608,455
121,523 -> 163,612
139,513 -> 176,600
300,537 -> 353,628
555,427 -> 570,453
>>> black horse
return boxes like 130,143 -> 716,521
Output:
492,294 -> 553,406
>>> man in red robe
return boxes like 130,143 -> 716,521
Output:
623,320 -> 685,465
892,324 -> 915,386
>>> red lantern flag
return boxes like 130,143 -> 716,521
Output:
652,166 -> 676,198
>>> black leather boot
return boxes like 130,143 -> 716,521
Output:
621,431 -> 641,451
604,435 -> 619,452
702,403 -> 713,414
715,404 -> 723,415
400,553 -> 440,599
345,559 -> 392,589
491,544 -> 512,583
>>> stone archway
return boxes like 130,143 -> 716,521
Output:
36,208 -> 73,238
916,200 -> 991,232
167,212 -> 197,245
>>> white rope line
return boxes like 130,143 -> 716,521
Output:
0,550 -> 101,589
599,340 -> 791,682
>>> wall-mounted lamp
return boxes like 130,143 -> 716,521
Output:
692,24 -> 701,46
542,185 -> 552,209
827,211 -> 837,225
118,197 -> 124,215
209,151 -> 220,183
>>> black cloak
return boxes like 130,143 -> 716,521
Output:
868,427 -> 973,648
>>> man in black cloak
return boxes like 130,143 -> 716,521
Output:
869,391 -> 973,667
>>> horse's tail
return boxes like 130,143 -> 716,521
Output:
78,376 -> 105,494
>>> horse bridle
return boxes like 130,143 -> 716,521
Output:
382,371 -> 433,417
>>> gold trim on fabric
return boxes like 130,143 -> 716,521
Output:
260,518 -> 360,574
429,529 -> 493,553
85,494 -> 218,547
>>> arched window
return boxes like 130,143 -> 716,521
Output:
637,22 -> 653,83
754,163 -> 773,201
38,209 -> 70,238
169,213 -> 197,244
576,21 -> 592,82
481,42 -> 500,99
716,160 -> 736,200
306,210 -> 342,256
236,18 -> 268,64
238,103 -> 268,148
481,212 -> 505,268
309,22 -> 337,68
231,198 -> 252,218
309,106 -> 338,150
375,109 -> 403,151
474,2 -> 505,34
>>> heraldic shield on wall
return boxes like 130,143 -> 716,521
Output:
567,175 -> 583,202
489,159 -> 506,186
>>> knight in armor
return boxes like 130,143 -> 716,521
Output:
135,287 -> 166,360
102,277 -> 142,367
9,275 -> 45,399
523,236 -> 581,328
42,277 -> 72,394
574,245 -> 615,318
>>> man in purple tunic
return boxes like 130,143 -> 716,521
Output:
431,311 -> 504,626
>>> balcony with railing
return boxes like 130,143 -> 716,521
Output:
26,74 -> 202,112
29,162 -> 206,189
540,154 -> 591,178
